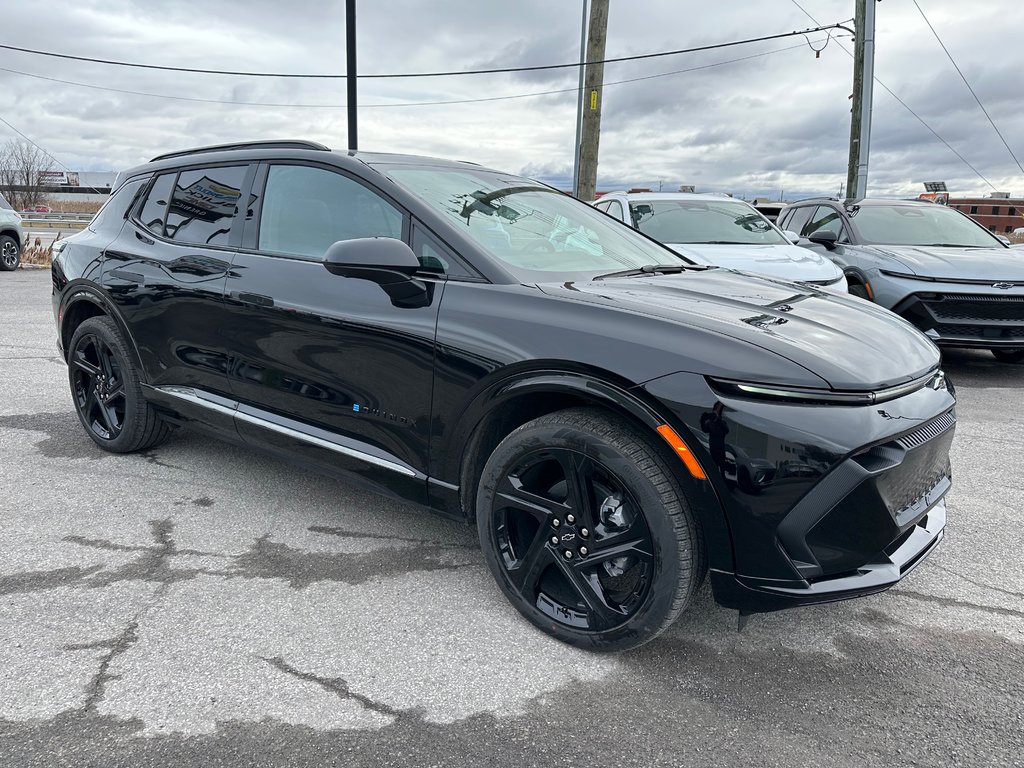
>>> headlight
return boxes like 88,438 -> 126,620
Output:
879,269 -> 932,281
707,369 -> 946,406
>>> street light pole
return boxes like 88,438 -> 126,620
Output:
572,0 -> 589,198
846,0 -> 876,198
346,0 -> 358,151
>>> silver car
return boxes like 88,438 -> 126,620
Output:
779,197 -> 1024,363
593,192 -> 848,291
0,192 -> 23,271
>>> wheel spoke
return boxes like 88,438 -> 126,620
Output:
98,343 -> 116,379
104,379 -> 125,401
71,349 -> 102,378
554,556 -> 623,629
585,537 -> 655,568
495,473 -> 569,521
556,451 -> 598,529
506,528 -> 553,593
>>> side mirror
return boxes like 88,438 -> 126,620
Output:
323,237 -> 431,307
783,230 -> 801,244
806,229 -> 839,250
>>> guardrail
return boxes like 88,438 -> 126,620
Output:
19,212 -> 95,229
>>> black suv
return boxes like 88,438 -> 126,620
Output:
52,141 -> 956,650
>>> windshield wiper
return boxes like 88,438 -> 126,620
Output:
915,243 -> 983,248
698,240 -> 756,245
594,264 -> 691,280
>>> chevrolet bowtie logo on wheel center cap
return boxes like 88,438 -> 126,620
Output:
561,532 -> 576,542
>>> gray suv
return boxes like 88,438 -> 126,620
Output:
0,192 -> 23,271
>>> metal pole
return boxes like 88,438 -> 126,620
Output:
346,0 -> 358,151
572,0 -> 588,198
855,0 -> 876,198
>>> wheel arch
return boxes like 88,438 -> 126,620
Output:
448,367 -> 734,574
0,227 -> 21,248
60,285 -> 145,379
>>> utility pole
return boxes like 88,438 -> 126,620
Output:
577,0 -> 609,202
571,1 -> 589,199
846,0 -> 876,199
346,0 -> 358,151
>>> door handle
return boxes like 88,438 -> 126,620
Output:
234,291 -> 275,307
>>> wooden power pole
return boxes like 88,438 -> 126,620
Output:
577,0 -> 609,202
846,0 -> 876,199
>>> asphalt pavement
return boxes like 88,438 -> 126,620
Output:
1,269 -> 1022,767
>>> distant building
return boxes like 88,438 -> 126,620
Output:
947,195 -> 1024,234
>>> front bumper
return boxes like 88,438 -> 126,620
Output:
889,290 -> 1024,349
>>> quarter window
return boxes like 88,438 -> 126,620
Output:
138,174 -> 175,237
782,206 -> 814,237
165,166 -> 248,246
258,165 -> 403,259
89,178 -> 145,233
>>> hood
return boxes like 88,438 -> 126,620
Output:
867,244 -> 1024,281
667,243 -> 843,283
538,269 -> 939,391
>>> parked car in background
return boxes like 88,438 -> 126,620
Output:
32,205 -> 52,213
779,198 -> 1024,363
751,200 -> 786,223
594,192 -> 847,291
52,141 -> 955,650
0,192 -> 24,271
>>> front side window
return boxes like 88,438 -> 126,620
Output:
629,199 -> 787,245
383,166 -> 690,281
258,165 -> 403,259
804,206 -> 846,239
850,204 -> 1003,247
165,166 -> 247,246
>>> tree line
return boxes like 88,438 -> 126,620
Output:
0,139 -> 53,210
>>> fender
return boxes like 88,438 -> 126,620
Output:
441,366 -> 735,576
58,280 -> 147,382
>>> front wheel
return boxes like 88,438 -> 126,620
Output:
848,282 -> 870,300
476,408 -> 705,651
991,348 -> 1024,363
0,235 -> 20,271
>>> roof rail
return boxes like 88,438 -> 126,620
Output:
150,140 -> 331,162
789,195 -> 839,204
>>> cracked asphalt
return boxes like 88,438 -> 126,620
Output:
2,270 -> 1023,767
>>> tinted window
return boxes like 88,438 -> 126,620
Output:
138,173 -> 174,236
165,166 -> 247,246
412,225 -> 476,278
88,178 -> 145,233
259,165 -> 403,258
782,206 -> 814,236
804,206 -> 845,238
606,199 -> 624,221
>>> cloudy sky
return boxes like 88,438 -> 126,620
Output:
2,0 -> 1022,199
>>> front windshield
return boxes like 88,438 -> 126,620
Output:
629,199 -> 788,245
851,204 -> 1002,247
382,166 -> 689,279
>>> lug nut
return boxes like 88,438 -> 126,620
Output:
566,514 -> 576,524
552,518 -> 561,528
550,536 -> 559,545
563,549 -> 573,559
580,528 -> 589,537
580,546 -> 588,556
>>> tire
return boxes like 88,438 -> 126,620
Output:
848,282 -> 870,300
476,407 -> 706,651
0,235 -> 20,271
67,316 -> 172,453
991,348 -> 1024,363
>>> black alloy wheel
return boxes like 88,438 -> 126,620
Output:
991,348 -> 1024,364
0,235 -> 19,271
477,408 -> 705,651
67,316 -> 172,452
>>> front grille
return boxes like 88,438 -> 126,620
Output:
923,294 -> 1024,322
897,410 -> 956,450
935,324 -> 1024,339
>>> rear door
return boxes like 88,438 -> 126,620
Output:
222,161 -> 445,501
102,163 -> 253,405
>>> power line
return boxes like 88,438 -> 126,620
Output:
0,113 -> 109,196
0,25 -> 848,81
912,0 -> 1024,177
789,0 -> 997,191
0,41 -> 821,111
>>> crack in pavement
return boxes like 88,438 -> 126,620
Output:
308,525 -> 477,550
931,562 -> 1024,602
897,589 -> 1024,619
80,621 -> 140,713
262,656 -> 405,721
139,451 -> 185,471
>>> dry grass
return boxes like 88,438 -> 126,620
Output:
19,232 -> 61,267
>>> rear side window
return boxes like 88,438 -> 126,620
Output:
164,166 -> 247,246
138,174 -> 175,236
781,206 -> 813,235
258,165 -> 403,259
88,178 -> 146,233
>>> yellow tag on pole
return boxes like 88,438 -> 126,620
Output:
590,90 -> 598,110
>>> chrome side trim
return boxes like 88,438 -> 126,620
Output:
152,385 -> 417,478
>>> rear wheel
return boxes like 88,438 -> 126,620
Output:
477,408 -> 705,651
0,235 -> 20,271
68,316 -> 172,453
991,348 -> 1024,363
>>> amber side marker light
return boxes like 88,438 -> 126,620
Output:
655,424 -> 707,480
